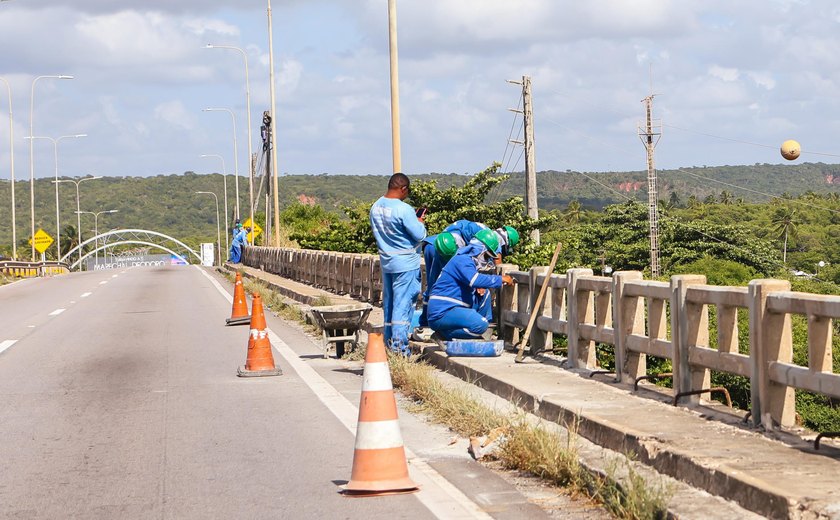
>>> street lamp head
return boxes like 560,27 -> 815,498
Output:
73,134 -> 87,138
106,209 -> 119,214
58,75 -> 74,80
206,43 -> 214,48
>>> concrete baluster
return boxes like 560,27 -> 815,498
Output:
808,314 -> 833,374
567,268 -> 595,369
672,275 -> 710,403
497,264 -> 519,350
613,271 -> 645,383
528,266 -> 550,356
749,279 -> 795,429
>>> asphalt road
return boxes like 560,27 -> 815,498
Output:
0,266 -> 550,519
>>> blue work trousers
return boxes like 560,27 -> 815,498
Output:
229,243 -> 242,263
429,306 -> 490,340
419,243 -> 442,328
382,269 -> 421,353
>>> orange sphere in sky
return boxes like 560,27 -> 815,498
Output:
781,139 -> 801,161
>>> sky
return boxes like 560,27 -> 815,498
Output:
1,0 -> 839,183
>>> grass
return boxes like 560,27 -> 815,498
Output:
388,354 -> 673,520
220,266 -> 673,517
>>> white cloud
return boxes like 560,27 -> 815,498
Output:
709,66 -> 740,82
1,0 -> 840,181
154,100 -> 194,130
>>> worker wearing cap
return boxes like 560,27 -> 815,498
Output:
370,173 -> 427,355
229,223 -> 250,263
427,229 -> 514,341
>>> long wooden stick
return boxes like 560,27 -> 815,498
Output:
515,242 -> 562,363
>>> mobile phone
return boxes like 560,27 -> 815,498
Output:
415,207 -> 428,219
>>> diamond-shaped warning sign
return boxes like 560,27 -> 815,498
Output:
29,228 -> 54,254
243,218 -> 263,243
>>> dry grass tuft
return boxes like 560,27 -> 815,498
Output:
388,355 -> 673,520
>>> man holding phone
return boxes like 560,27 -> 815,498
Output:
369,173 -> 427,355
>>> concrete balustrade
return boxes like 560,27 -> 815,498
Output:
241,246 -> 840,432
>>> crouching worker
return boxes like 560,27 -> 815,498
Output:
427,229 -> 513,340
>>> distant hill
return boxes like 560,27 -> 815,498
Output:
1,162 -> 839,253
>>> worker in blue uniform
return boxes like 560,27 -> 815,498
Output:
370,173 -> 427,355
417,223 -> 521,333
229,223 -> 250,263
427,229 -> 514,341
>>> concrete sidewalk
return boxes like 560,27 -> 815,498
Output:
225,263 -> 840,519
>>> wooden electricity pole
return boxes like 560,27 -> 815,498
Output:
507,75 -> 540,244
522,76 -> 539,244
638,94 -> 662,277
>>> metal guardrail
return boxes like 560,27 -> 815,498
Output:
0,260 -> 70,278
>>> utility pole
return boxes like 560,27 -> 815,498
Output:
267,0 -> 281,246
507,75 -> 539,244
638,94 -> 662,278
262,111 -> 273,244
387,0 -> 402,174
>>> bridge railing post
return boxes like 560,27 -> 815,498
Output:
528,266 -> 551,356
567,268 -> 595,369
671,275 -> 710,404
613,271 -> 646,384
749,279 -> 795,430
497,264 -> 519,349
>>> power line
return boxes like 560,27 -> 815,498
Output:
664,123 -> 840,159
672,167 -> 840,216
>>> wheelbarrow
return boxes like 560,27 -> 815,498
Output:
309,303 -> 373,358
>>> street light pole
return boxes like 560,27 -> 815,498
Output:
206,44 -> 255,235
0,77 -> 16,259
387,0 -> 402,174
76,208 -> 117,268
26,133 -> 86,258
200,154 -> 229,256
195,191 -> 221,266
29,74 -> 73,260
267,0 -> 281,246
54,175 -> 101,268
202,107 -> 240,221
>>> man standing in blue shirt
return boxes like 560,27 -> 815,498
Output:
370,173 -> 427,355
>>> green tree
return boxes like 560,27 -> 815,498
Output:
771,207 -> 798,264
564,200 -> 582,224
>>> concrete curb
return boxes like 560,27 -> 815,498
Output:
420,348 -> 835,520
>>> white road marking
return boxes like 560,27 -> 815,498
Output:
0,340 -> 18,355
80,292 -> 92,298
27,325 -> 35,328
196,266 -> 491,520
99,281 -> 107,285
49,308 -> 66,316
112,274 -> 118,278
70,301 -> 76,304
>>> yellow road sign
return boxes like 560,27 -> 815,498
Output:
29,228 -> 54,254
242,218 -> 263,243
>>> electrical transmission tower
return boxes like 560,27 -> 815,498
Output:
638,94 -> 662,277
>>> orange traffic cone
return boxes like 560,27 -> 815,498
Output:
226,272 -> 251,326
237,293 -> 282,377
343,333 -> 418,496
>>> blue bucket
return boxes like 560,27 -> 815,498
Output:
444,339 -> 504,357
